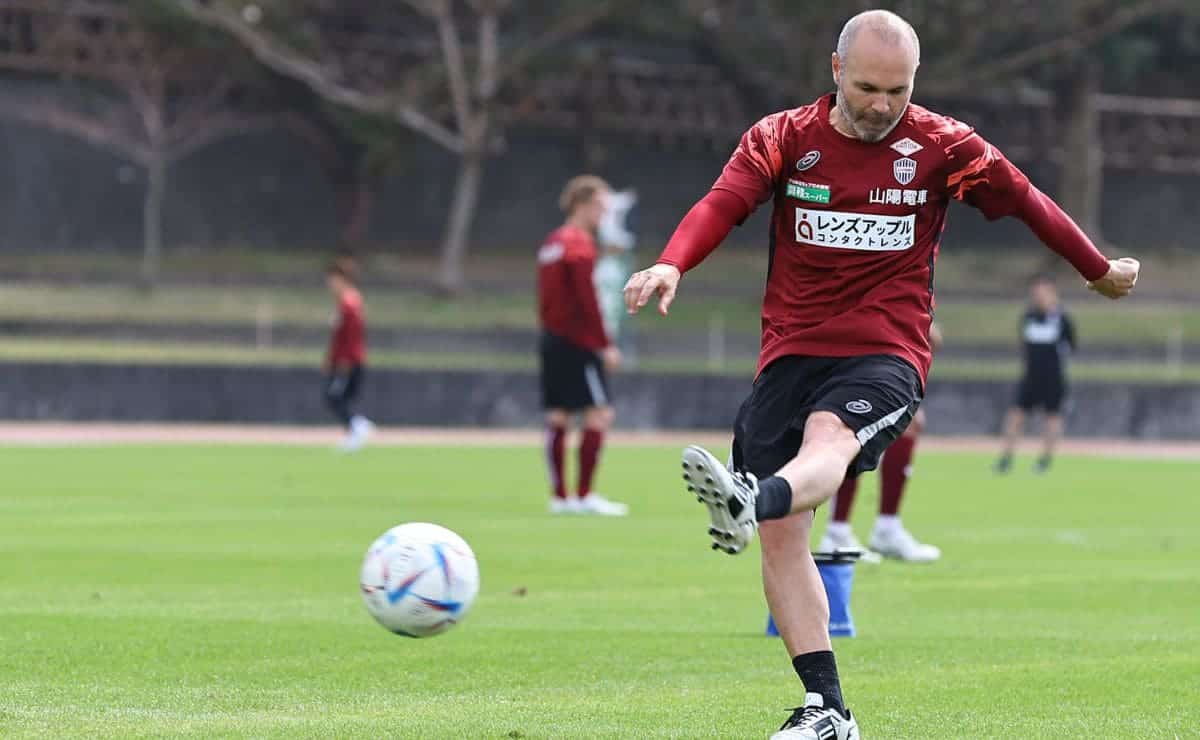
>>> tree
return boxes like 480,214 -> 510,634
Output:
171,0 -> 623,293
278,82 -> 416,250
0,1 -> 281,287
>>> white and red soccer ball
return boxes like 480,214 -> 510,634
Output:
360,523 -> 479,638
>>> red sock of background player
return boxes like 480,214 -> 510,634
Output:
546,424 -> 567,499
577,428 -> 604,497
826,477 -> 858,538
877,432 -> 918,531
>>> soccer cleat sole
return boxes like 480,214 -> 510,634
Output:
681,445 -> 748,554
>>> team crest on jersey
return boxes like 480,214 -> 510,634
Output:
890,138 -> 924,156
893,157 -> 917,185
795,150 -> 821,171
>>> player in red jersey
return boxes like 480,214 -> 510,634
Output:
324,263 -> 373,451
538,175 -> 628,516
624,10 -> 1139,738
820,323 -> 943,563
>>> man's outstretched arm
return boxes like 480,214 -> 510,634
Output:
946,129 -> 1140,300
623,188 -> 750,315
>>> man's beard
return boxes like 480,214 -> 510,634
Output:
835,86 -> 903,143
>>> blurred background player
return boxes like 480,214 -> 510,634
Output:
820,324 -> 944,563
538,175 -> 628,516
995,274 -> 1077,474
595,188 -> 639,365
323,263 -> 373,451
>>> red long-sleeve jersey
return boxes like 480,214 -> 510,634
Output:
657,93 -> 1109,383
537,224 -> 609,351
328,289 -> 366,366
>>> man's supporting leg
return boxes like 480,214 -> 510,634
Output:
757,412 -> 861,714
545,410 -> 569,501
761,512 -> 844,713
995,407 -> 1024,473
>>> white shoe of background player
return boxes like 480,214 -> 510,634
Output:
869,520 -> 941,562
549,497 -> 581,514
576,493 -> 628,516
818,524 -> 882,564
339,415 -> 374,452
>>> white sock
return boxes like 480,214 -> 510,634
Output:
826,521 -> 852,539
874,515 -> 901,534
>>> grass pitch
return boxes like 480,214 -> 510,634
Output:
0,443 -> 1197,738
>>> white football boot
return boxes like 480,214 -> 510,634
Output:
771,693 -> 860,740
680,445 -> 757,554
868,521 -> 941,562
576,493 -> 628,517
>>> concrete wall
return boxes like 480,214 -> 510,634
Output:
1,362 -> 1196,439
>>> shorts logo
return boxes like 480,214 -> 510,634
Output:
893,157 -> 917,185
845,399 -> 873,414
795,150 -> 821,171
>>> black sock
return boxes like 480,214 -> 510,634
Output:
754,475 -> 792,520
792,650 -> 845,715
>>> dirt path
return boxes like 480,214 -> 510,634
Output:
0,422 -> 1196,459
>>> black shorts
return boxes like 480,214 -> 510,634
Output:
1015,376 -> 1066,413
539,331 -> 610,411
731,354 -> 922,480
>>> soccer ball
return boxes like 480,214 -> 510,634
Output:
359,522 -> 479,638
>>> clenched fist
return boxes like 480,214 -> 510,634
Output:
1087,258 -> 1140,300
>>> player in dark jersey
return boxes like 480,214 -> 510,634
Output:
995,275 -> 1077,474
538,175 -> 628,517
623,10 -> 1139,739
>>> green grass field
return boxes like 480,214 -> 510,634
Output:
1,444 -> 1198,738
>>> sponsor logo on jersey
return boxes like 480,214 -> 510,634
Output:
890,137 -> 924,156
845,399 -> 873,414
893,156 -> 917,185
794,207 -> 915,251
795,150 -> 821,171
786,179 -> 830,204
869,188 -> 927,206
